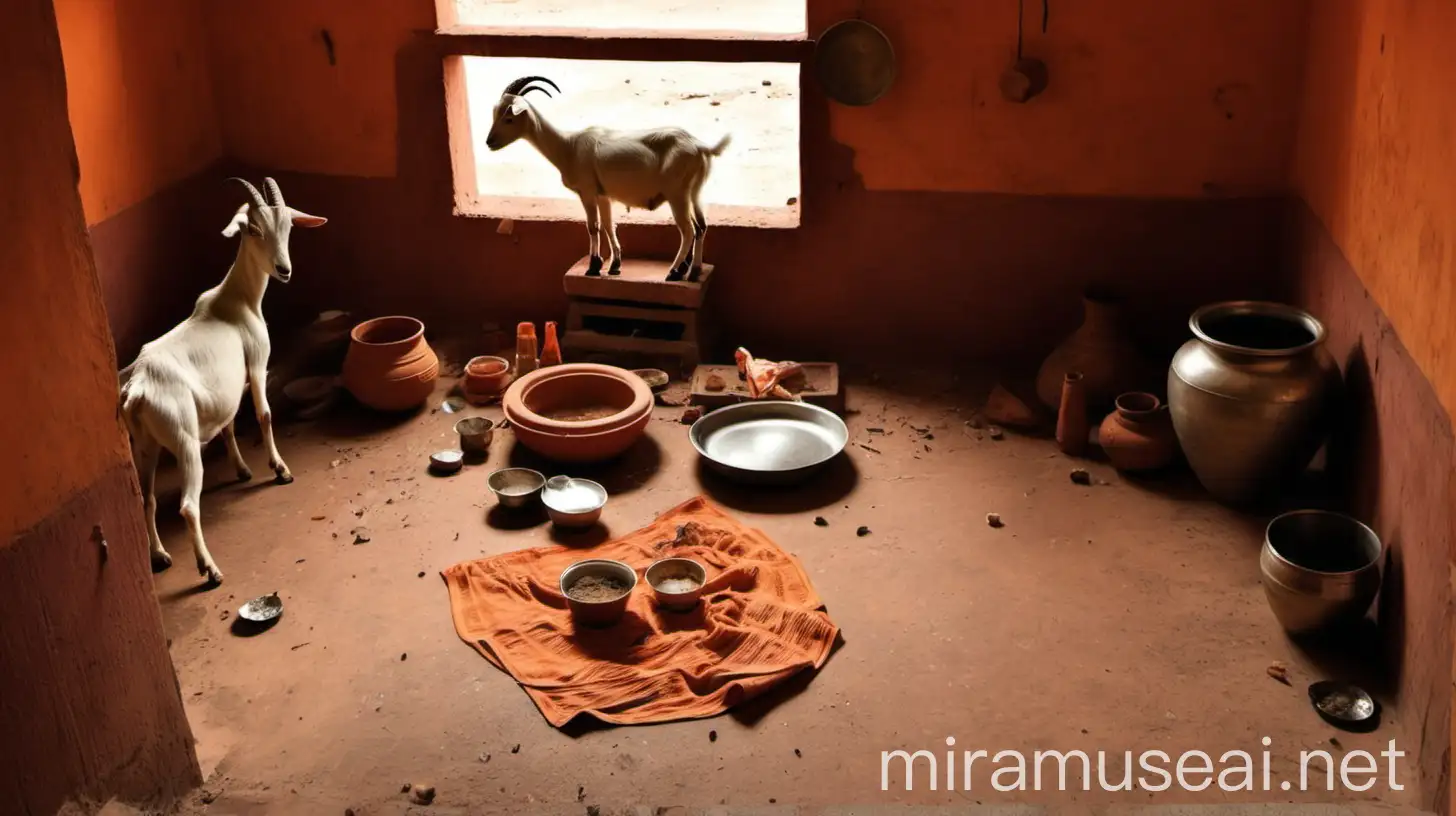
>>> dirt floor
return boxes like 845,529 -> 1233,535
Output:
150,370 -> 1420,815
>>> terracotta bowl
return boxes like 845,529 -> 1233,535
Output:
502,364 -> 653,463
463,355 -> 512,404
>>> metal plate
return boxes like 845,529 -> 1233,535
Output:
815,19 -> 896,106
690,401 -> 848,485
238,592 -> 283,623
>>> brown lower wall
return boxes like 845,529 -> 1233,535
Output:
0,462 -> 201,814
253,170 -> 1289,369
1288,200 -> 1454,810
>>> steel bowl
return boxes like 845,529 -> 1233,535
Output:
1260,509 -> 1384,634
541,476 -> 607,528
454,416 -> 495,456
560,558 -> 637,627
646,557 -> 707,611
238,591 -> 283,623
488,467 -> 545,509
690,401 -> 848,485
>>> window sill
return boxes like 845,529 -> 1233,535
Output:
455,194 -> 799,229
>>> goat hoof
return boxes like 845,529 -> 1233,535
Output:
586,256 -> 604,277
666,268 -> 687,282
236,468 -> 253,483
689,265 -> 704,283
608,260 -> 622,276
200,565 -> 223,586
151,551 -> 173,572
273,468 -> 294,485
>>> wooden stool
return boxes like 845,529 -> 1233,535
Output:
561,257 -> 714,376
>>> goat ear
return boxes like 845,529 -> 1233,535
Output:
289,209 -> 328,228
507,97 -> 529,117
221,204 -> 250,238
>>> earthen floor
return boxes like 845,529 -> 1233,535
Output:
152,374 -> 1418,814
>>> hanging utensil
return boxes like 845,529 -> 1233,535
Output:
814,19 -> 897,106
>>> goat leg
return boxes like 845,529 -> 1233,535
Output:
665,197 -> 695,282
581,194 -> 604,276
222,420 -> 253,482
248,368 -> 293,484
596,197 -> 622,276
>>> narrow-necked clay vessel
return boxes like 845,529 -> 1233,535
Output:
1098,392 -> 1177,472
1056,372 -> 1089,456
342,316 -> 439,411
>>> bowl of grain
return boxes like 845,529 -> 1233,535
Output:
560,558 -> 638,627
645,557 -> 707,611
488,467 -> 546,509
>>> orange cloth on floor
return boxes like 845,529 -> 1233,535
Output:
443,497 -> 839,726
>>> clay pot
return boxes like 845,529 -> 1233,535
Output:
503,363 -> 653,463
1036,289 -> 1155,411
463,355 -> 511,404
1098,392 -> 1176,472
1055,372 -> 1089,456
342,316 -> 440,411
1168,301 -> 1341,507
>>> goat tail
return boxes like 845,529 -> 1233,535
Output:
705,134 -> 732,156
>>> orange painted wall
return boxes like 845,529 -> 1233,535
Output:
1293,0 -> 1456,417
54,0 -> 222,225
835,0 -> 1310,195
203,0 -> 1308,197
3,2 -> 131,538
204,0 -> 431,179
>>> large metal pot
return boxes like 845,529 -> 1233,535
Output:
1168,302 -> 1341,507
1260,510 -> 1383,634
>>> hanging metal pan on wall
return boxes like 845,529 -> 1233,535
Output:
814,19 -> 896,106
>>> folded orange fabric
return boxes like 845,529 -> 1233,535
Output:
443,496 -> 839,726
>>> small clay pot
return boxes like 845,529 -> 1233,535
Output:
1098,392 -> 1177,472
463,355 -> 511,404
503,364 -> 653,463
342,316 -> 440,411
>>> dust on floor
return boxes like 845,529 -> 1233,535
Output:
149,372 -> 1416,814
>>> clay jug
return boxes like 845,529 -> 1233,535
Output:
342,316 -> 440,411
1036,289 -> 1153,411
1055,372 -> 1089,456
1098,392 -> 1177,472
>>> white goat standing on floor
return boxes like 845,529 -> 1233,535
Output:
118,177 -> 326,585
484,75 -> 731,282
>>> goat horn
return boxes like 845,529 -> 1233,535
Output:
228,177 -> 266,209
501,75 -> 561,99
264,177 -> 285,208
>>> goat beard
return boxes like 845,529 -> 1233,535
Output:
734,347 -> 803,400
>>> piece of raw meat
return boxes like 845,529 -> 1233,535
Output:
735,347 -> 803,400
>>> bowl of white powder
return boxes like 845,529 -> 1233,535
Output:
541,476 -> 608,528
645,557 -> 707,611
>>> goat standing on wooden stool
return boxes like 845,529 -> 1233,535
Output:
484,75 -> 730,282
118,177 -> 326,585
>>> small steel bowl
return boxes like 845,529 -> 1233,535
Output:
1308,680 -> 1379,730
238,591 -> 283,623
454,416 -> 495,456
646,557 -> 707,611
429,449 -> 464,475
1260,510 -> 1384,634
488,467 -> 546,508
541,476 -> 608,528
560,558 -> 637,627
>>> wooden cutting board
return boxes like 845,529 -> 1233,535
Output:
688,363 -> 842,413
